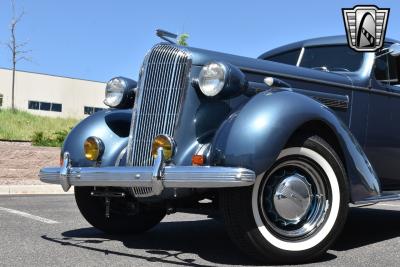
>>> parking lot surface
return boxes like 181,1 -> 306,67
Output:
1,195 -> 400,266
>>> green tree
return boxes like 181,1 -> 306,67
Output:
177,33 -> 189,46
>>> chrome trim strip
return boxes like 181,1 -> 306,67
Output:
39,166 -> 255,188
293,88 -> 350,110
352,192 -> 400,205
239,65 -> 400,98
126,52 -> 150,165
312,96 -> 349,110
296,47 -> 305,67
172,49 -> 193,134
115,147 -> 127,166
239,66 -> 366,91
39,152 -> 255,193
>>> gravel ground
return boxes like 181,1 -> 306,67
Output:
1,195 -> 400,266
0,141 -> 60,185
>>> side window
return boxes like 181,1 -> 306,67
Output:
265,49 -> 301,66
374,54 -> 389,81
374,52 -> 400,86
300,45 -> 363,72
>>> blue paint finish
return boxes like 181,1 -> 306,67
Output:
62,109 -> 131,167
211,90 -> 380,202
59,35 -> 400,203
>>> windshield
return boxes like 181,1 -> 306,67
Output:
300,45 -> 364,72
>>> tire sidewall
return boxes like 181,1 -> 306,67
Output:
249,136 -> 349,259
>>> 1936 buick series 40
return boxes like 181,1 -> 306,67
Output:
40,34 -> 400,263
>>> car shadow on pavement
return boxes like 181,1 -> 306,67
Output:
41,217 -> 336,266
40,207 -> 400,265
332,207 -> 400,251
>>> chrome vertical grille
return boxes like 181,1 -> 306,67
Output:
127,44 -> 191,166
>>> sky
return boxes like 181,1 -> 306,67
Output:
0,0 -> 399,83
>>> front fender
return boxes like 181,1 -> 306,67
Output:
63,109 -> 131,167
211,89 -> 380,203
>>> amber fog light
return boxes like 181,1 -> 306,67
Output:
151,135 -> 175,160
84,137 -> 104,161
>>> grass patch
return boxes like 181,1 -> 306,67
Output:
0,109 -> 79,147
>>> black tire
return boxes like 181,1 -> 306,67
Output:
220,135 -> 349,264
75,187 -> 166,235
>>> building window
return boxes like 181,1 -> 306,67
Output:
28,101 -> 40,110
51,103 -> 62,112
84,106 -> 92,115
28,101 -> 62,112
40,102 -> 51,111
84,106 -> 104,115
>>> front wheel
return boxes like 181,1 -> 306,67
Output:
220,135 -> 349,264
75,187 -> 166,235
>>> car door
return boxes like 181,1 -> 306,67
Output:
364,50 -> 400,190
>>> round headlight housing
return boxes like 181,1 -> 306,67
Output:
197,62 -> 247,98
198,62 -> 226,97
104,78 -> 126,107
104,77 -> 137,108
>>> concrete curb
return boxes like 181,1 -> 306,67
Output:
0,185 -> 73,195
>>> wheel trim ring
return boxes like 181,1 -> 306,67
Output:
259,159 -> 330,239
251,147 -> 340,251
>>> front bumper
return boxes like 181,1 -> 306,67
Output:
39,148 -> 255,196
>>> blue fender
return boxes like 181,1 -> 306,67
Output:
210,89 -> 380,203
62,109 -> 131,167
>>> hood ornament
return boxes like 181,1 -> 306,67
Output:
156,29 -> 177,44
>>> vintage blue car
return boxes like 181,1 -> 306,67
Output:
40,34 -> 400,263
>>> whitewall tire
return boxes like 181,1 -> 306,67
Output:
220,135 -> 349,264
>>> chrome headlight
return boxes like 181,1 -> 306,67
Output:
104,77 -> 137,108
198,62 -> 226,96
198,62 -> 247,98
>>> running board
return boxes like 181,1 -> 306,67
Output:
352,191 -> 400,205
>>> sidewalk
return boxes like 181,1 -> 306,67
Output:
0,184 -> 72,195
0,141 -> 72,195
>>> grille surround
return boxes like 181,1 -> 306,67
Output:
127,44 -> 192,166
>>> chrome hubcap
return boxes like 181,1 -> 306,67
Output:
273,174 -> 312,223
259,158 -> 330,239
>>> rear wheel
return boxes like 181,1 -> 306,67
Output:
220,135 -> 349,264
75,187 -> 166,235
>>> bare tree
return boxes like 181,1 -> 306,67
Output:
5,0 -> 31,110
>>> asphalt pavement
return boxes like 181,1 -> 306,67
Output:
1,195 -> 400,266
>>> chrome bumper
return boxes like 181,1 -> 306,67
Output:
39,149 -> 255,196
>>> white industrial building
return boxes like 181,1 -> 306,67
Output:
0,68 -> 108,118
